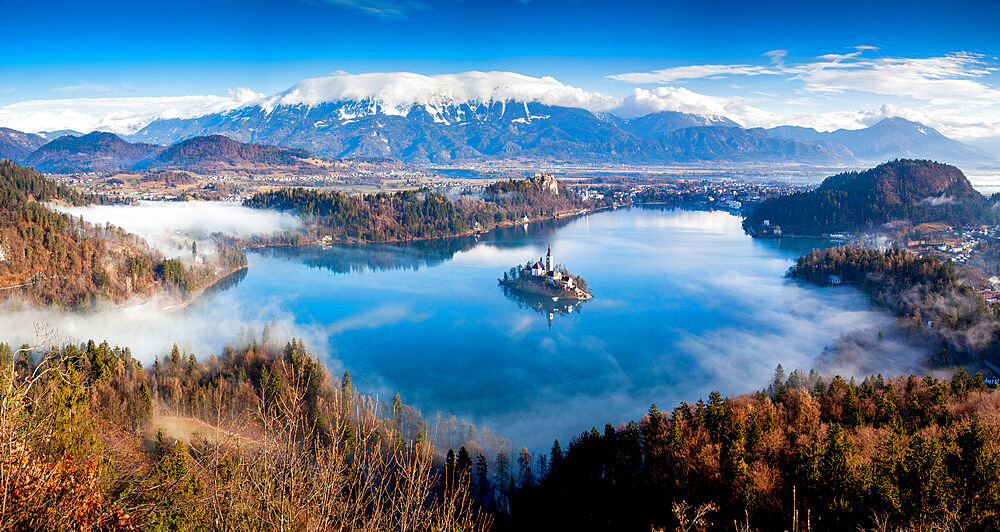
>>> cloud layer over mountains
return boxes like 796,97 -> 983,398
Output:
264,71 -> 621,115
4,49 -> 1000,147
0,88 -> 264,136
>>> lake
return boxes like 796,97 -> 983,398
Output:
191,206 -> 913,451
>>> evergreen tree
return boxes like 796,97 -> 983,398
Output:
517,448 -> 534,488
475,454 -> 490,497
549,439 -> 563,471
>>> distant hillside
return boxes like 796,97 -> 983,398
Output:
660,126 -> 852,163
745,159 -> 995,235
37,129 -> 85,140
0,127 -> 46,163
128,99 -> 848,164
619,111 -> 740,140
15,131 -> 347,176
605,111 -> 739,139
766,118 -> 995,166
27,132 -> 164,173
138,134 -> 332,174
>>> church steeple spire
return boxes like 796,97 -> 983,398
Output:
545,244 -> 553,271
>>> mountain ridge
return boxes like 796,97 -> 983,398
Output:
26,132 -> 164,174
765,117 -> 994,164
17,132 -> 344,175
128,101 -> 852,164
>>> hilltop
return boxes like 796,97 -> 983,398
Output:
744,159 -> 995,236
137,134 -> 336,175
26,131 -> 165,173
0,127 -> 46,162
18,132 -> 345,176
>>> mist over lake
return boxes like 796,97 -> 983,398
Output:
176,206 -> 921,450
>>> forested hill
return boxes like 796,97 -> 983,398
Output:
0,158 -> 98,206
0,160 -> 243,308
745,159 -> 996,235
244,173 -> 588,243
137,134 -> 333,174
26,131 -> 164,174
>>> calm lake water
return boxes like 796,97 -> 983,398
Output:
195,206 -> 900,450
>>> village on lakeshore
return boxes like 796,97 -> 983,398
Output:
499,245 -> 593,301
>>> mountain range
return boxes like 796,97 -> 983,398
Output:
14,132 -> 347,175
0,86 -> 995,169
765,118 -> 994,165
124,95 -> 995,166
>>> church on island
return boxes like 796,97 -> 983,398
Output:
500,245 -> 592,301
529,246 -> 577,290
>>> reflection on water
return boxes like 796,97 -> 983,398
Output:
254,215 -> 581,275
500,283 -> 587,328
200,206 -> 912,451
200,266 -> 248,295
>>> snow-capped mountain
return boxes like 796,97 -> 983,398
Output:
29,70 -> 971,167
126,72 -> 845,164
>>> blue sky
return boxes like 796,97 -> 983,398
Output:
3,0 -> 1000,141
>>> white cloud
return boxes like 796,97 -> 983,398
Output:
608,50 -> 1000,140
0,87 -> 263,135
266,70 -> 620,113
608,64 -> 783,84
763,49 -> 788,65
610,51 -> 1000,107
795,51 -> 1000,105
614,86 -> 778,125
613,84 -> 1000,139
313,0 -> 428,18
52,83 -> 118,94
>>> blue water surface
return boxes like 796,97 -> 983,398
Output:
199,207 -> 890,450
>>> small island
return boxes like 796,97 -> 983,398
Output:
499,245 -> 593,300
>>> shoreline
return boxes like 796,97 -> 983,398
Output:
164,264 -> 250,313
238,204 -> 616,249
499,278 -> 593,302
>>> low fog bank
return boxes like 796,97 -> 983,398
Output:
679,273 -> 942,397
483,272 -> 942,451
0,291 -> 331,369
53,201 -> 303,257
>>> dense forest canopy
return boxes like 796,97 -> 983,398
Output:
503,369 -> 999,531
745,160 -> 998,235
244,173 -> 588,243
